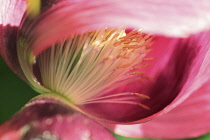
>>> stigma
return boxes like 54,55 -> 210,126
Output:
34,28 -> 153,109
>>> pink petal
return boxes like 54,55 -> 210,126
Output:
76,37 -> 184,122
74,30 -> 209,124
105,31 -> 210,139
19,0 -> 210,56
110,80 -> 210,139
0,0 -> 63,79
0,0 -> 26,26
19,0 -> 208,123
0,0 -> 26,78
22,7 -> 210,123
0,96 -> 116,140
1,0 -> 210,133
8,0 -> 210,125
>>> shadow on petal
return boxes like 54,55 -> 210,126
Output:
79,36 -> 201,124
0,97 -> 116,140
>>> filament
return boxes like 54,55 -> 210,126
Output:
36,28 -> 153,108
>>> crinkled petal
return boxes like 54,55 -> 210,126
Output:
0,96 -> 116,140
110,80 -> 210,139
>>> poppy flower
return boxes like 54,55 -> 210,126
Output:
0,0 -> 210,139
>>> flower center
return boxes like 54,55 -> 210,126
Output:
20,28 -> 153,110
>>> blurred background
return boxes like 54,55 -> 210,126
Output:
0,56 -> 209,140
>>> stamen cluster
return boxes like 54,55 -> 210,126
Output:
34,28 -> 153,109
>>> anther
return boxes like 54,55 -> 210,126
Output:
123,45 -> 142,49
103,56 -> 112,61
117,64 -> 132,68
117,55 -> 130,59
139,48 -> 152,54
138,103 -> 150,110
144,34 -> 152,40
140,75 -> 154,82
132,93 -> 150,99
142,57 -> 153,61
123,40 -> 132,44
133,64 -> 149,69
113,41 -> 122,47
130,71 -> 145,75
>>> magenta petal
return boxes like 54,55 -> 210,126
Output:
105,31 -> 210,139
0,0 -> 26,78
0,97 -> 116,140
110,80 -> 210,139
2,0 -> 210,58
20,0 -> 210,56
75,31 -> 210,123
